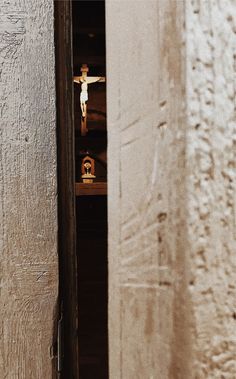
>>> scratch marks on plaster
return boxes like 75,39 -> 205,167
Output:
107,0 -> 187,377
36,271 -> 47,282
151,137 -> 159,186
121,135 -> 140,149
121,116 -> 141,132
0,13 -> 26,61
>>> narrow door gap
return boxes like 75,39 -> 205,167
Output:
72,2 -> 108,378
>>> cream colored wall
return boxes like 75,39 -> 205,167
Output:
1,0 -> 235,377
0,1 -> 58,377
107,0 -> 236,378
106,1 -> 192,378
186,1 -> 236,377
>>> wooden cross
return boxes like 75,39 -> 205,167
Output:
74,64 -> 106,136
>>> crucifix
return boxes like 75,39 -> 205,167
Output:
74,64 -> 106,136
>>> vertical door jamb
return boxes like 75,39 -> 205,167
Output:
54,1 -> 79,377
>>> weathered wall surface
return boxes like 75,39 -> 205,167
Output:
186,1 -> 236,378
107,0 -> 236,378
0,1 -> 58,377
106,1 -> 193,378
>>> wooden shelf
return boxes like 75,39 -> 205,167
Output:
75,182 -> 107,196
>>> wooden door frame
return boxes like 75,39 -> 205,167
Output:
54,1 -> 79,377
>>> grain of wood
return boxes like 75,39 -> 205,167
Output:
0,0 -> 58,377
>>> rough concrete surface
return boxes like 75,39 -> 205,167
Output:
0,0 -> 58,377
186,1 -> 236,378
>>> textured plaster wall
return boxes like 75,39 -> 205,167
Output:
106,1 -> 193,378
186,1 -> 236,378
107,0 -> 236,378
0,0 -> 58,377
0,0 -> 235,377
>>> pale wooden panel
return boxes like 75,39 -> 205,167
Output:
0,0 -> 58,377
106,1 -> 193,378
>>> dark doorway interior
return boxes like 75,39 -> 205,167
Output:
76,196 -> 108,379
72,2 -> 108,378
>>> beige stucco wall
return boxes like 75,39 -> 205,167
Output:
0,0 -> 58,377
0,0 -> 235,377
106,1 -> 192,378
186,1 -> 236,377
107,0 -> 236,378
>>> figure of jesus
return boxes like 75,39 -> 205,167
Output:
74,64 -> 105,135
80,81 -> 88,118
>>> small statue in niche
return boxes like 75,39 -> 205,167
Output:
81,156 -> 96,183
